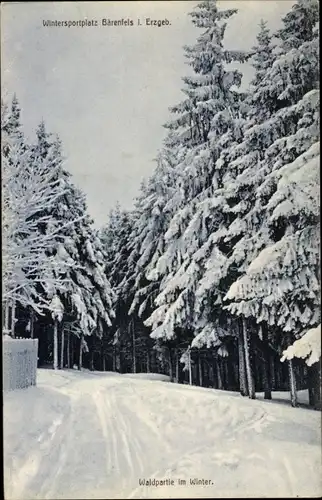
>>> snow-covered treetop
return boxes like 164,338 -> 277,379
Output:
251,20 -> 275,86
1,94 -> 22,137
277,0 -> 319,52
189,0 -> 237,29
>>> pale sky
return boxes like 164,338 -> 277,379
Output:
1,1 -> 292,227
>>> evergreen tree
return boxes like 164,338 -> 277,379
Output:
32,125 -> 115,369
223,0 -> 319,404
2,94 -> 22,137
101,205 -> 136,372
3,113 -> 116,368
2,103 -> 72,324
144,0 -> 248,355
225,0 -> 319,328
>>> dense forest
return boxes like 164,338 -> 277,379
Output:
2,0 -> 321,409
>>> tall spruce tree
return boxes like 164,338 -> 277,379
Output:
2,99 -> 73,337
144,1 -> 248,358
101,205 -> 136,372
20,120 -> 115,369
224,0 -> 319,405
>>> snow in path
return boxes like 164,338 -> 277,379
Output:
4,369 -> 321,499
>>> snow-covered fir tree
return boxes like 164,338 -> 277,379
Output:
2,99 -> 115,370
101,0 -> 320,403
144,0 -> 248,359
225,0 -> 319,333
145,15 -> 276,393
30,122 -> 115,369
101,203 -> 137,371
1,93 -> 22,138
2,99 -> 72,327
178,18 -> 282,398
4,0 -> 319,411
224,0 -> 320,404
124,147 -> 180,374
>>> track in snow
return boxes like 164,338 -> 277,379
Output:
4,370 -> 321,499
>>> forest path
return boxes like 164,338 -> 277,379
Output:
4,369 -> 321,499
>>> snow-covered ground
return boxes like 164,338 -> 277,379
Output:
4,369 -> 321,499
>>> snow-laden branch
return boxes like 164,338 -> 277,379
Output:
2,131 -> 81,313
281,325 -> 321,366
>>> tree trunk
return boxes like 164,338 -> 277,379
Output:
253,353 -> 259,391
30,309 -> 34,339
79,335 -> 83,371
307,363 -> 321,410
238,323 -> 249,396
175,350 -> 179,382
147,348 -> 150,373
261,324 -> 272,400
224,358 -> 230,390
60,325 -> 65,369
238,322 -> 248,396
4,301 -> 10,335
150,349 -> 154,373
198,354 -> 203,387
2,303 -> 5,332
152,349 -> 157,373
169,349 -> 174,382
242,318 -> 255,399
217,358 -> 223,390
11,300 -> 16,338
67,333 -> 70,369
119,348 -> 123,374
90,349 -> 94,371
288,359 -> 298,407
53,319 -> 58,370
308,364 -> 315,406
188,350 -> 192,385
71,335 -> 74,368
276,358 -> 282,390
212,356 -> 218,389
169,359 -> 173,381
308,385 -> 315,407
69,334 -> 73,368
112,346 -> 116,371
233,357 -> 239,391
270,356 -> 276,391
132,321 -> 136,374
